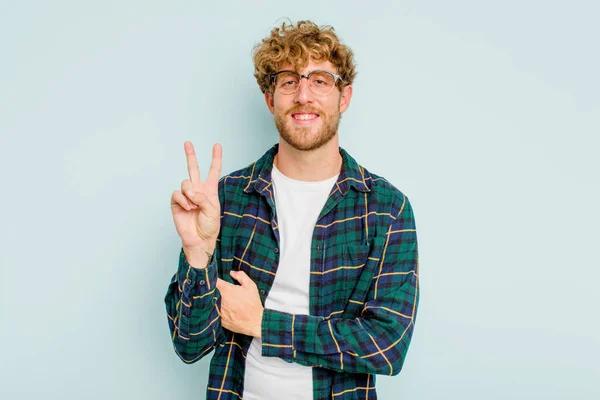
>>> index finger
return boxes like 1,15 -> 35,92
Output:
184,141 -> 201,183
230,270 -> 254,288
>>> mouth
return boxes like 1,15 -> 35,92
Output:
291,112 -> 320,125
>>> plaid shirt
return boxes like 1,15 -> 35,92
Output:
165,144 -> 419,399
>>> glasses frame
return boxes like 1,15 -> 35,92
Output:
269,69 -> 344,96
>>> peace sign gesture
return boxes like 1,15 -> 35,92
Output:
171,142 -> 222,268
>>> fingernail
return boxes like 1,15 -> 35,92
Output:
188,190 -> 194,197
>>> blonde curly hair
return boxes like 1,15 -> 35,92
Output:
252,20 -> 357,94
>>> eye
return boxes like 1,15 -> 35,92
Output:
276,72 -> 299,88
310,72 -> 334,87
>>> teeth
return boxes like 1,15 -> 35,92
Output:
294,114 -> 317,120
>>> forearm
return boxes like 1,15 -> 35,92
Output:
261,290 -> 417,375
165,248 -> 226,363
261,232 -> 419,375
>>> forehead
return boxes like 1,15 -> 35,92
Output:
279,59 -> 337,74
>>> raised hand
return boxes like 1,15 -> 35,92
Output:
170,141 -> 222,268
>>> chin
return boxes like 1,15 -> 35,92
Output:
279,128 -> 337,152
275,111 -> 340,152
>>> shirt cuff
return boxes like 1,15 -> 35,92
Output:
260,309 -> 294,361
177,247 -> 218,298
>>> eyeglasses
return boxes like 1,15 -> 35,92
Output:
269,70 -> 343,96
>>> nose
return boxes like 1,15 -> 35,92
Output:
293,77 -> 315,105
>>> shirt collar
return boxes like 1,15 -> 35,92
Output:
243,143 -> 371,195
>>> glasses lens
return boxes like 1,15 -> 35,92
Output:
309,71 -> 335,95
275,72 -> 300,94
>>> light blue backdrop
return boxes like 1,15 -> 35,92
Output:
1,1 -> 598,399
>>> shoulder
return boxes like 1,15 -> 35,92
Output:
362,166 -> 413,218
217,162 -> 257,195
217,144 -> 277,196
361,167 -> 417,246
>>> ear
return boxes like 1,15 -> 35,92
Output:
264,90 -> 275,115
339,85 -> 353,114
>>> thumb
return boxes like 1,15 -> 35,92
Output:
230,270 -> 254,288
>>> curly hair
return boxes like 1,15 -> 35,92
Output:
252,20 -> 357,94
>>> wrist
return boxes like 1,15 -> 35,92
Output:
183,242 -> 216,269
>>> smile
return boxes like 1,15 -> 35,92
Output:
292,113 -> 319,125
291,113 -> 319,123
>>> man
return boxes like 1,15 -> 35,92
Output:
165,20 -> 419,400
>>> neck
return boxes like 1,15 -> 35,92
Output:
274,137 -> 342,182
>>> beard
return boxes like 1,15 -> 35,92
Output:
274,105 -> 341,151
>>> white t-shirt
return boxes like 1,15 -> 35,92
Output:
242,164 -> 339,400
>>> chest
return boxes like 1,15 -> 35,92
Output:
218,191 -> 387,317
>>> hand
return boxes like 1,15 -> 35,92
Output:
170,142 -> 222,263
216,271 -> 264,338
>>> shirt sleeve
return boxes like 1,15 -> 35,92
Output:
164,247 -> 226,363
260,195 -> 419,376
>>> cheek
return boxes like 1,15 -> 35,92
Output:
273,100 -> 287,115
273,94 -> 290,109
323,101 -> 339,116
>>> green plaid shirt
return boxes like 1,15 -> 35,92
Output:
165,144 -> 419,399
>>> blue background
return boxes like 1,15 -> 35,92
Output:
1,1 -> 599,398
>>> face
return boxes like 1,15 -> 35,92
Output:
264,59 -> 353,152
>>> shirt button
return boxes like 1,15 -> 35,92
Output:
184,279 -> 191,286
260,289 -> 266,296
273,247 -> 279,253
199,280 -> 206,286
317,245 -> 321,250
